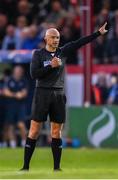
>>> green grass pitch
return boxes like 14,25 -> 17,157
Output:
0,148 -> 118,179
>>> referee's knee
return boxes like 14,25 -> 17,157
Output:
28,127 -> 39,139
28,120 -> 41,139
51,129 -> 62,139
28,130 -> 39,139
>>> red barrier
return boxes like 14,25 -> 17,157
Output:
66,65 -> 118,74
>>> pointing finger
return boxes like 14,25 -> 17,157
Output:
104,22 -> 107,28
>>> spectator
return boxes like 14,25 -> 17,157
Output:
91,73 -> 109,104
0,74 -> 5,147
107,75 -> 118,104
0,14 -> 8,49
60,25 -> 79,64
0,68 -> 12,147
17,0 -> 34,25
94,36 -> 106,64
0,0 -> 17,24
21,25 -> 42,50
19,27 -> 30,48
46,0 -> 67,28
59,12 -> 81,64
1,1 -> 118,64
15,16 -> 28,37
2,25 -> 20,50
95,8 -> 109,27
4,66 -> 28,148
36,0 -> 50,24
104,29 -> 118,64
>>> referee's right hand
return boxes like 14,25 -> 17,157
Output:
51,57 -> 62,68
99,22 -> 108,35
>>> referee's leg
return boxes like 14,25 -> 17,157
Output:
21,120 -> 42,170
51,122 -> 63,171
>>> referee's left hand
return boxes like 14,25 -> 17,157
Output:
51,57 -> 62,68
99,22 -> 108,35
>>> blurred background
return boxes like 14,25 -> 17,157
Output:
0,0 -> 118,149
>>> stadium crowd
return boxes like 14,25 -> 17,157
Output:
0,0 -> 118,64
91,72 -> 118,105
0,0 -> 81,64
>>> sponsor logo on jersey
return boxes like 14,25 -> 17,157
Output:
43,60 -> 51,67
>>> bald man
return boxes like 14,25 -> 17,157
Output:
21,23 -> 108,171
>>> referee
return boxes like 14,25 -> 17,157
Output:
21,22 -> 108,171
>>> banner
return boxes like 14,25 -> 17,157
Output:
0,50 -> 32,63
68,106 -> 118,147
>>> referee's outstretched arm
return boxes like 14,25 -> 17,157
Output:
61,22 -> 108,55
30,22 -> 108,79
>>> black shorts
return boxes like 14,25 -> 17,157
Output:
31,87 -> 66,124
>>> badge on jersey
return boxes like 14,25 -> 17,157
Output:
43,60 -> 51,67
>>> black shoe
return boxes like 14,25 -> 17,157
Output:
54,168 -> 62,172
20,167 -> 29,171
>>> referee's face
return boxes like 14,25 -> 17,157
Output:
45,29 -> 60,49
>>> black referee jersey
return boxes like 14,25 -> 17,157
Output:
30,31 -> 100,89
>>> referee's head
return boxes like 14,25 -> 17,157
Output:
44,28 -> 60,50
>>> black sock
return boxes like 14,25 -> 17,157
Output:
51,138 -> 62,170
22,137 -> 36,169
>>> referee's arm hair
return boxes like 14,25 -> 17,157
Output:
30,50 -> 52,79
